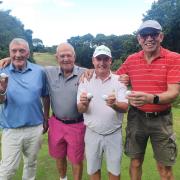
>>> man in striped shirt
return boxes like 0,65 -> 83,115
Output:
117,20 -> 180,180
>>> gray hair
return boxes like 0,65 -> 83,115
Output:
56,42 -> 75,55
9,38 -> 30,51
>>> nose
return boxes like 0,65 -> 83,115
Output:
15,50 -> 21,57
144,35 -> 154,41
63,57 -> 69,62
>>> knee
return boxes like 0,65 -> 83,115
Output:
131,158 -> 144,168
157,164 -> 173,178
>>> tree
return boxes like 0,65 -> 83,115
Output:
67,33 -> 138,68
68,34 -> 94,68
33,38 -> 45,52
142,0 -> 180,52
0,8 -> 34,61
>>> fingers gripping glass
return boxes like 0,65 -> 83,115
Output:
140,33 -> 160,39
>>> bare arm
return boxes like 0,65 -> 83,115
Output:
42,95 -> 50,134
127,83 -> 180,107
79,69 -> 94,83
158,84 -> 180,104
118,74 -> 130,86
0,57 -> 11,68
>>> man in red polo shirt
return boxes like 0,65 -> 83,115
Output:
116,20 -> 180,180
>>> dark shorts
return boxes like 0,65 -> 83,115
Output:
124,107 -> 177,166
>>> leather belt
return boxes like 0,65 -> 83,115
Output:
131,106 -> 171,118
53,114 -> 84,124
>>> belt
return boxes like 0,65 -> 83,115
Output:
131,106 -> 171,118
53,114 -> 84,124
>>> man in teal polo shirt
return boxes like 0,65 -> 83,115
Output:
0,38 -> 49,180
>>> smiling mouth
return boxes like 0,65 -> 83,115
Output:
14,58 -> 24,61
62,63 -> 71,65
145,42 -> 155,47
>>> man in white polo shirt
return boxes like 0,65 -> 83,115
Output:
77,45 -> 128,180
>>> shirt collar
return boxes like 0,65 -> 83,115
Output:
58,65 -> 79,76
9,61 -> 32,73
139,46 -> 165,60
93,71 -> 112,82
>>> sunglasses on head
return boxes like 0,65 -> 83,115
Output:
139,32 -> 160,39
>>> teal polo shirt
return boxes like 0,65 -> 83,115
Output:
0,61 -> 49,128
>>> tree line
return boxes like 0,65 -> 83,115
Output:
0,0 -> 180,69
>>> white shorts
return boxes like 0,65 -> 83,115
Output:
85,128 -> 123,176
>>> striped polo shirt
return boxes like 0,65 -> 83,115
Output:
116,47 -> 180,112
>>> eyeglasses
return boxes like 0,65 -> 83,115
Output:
140,33 -> 160,39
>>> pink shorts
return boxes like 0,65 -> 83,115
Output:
48,116 -> 86,164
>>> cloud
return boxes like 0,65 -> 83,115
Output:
2,0 -> 43,6
51,0 -> 75,7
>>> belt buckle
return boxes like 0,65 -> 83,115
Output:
154,112 -> 158,117
145,112 -> 158,118
145,112 -> 150,118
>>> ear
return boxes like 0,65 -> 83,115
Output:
159,32 -> 164,43
109,58 -> 112,65
137,34 -> 141,44
73,54 -> 76,63
92,57 -> 95,65
27,52 -> 30,58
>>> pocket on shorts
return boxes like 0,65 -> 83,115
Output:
166,133 -> 177,162
163,112 -> 173,126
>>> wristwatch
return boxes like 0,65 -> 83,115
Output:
153,95 -> 159,104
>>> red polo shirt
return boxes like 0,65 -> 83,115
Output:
116,47 -> 180,112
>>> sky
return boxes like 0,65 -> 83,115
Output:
1,0 -> 157,46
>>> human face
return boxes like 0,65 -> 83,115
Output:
138,31 -> 164,54
92,55 -> 112,77
56,45 -> 75,73
10,43 -> 29,70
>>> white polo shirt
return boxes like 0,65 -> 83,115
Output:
77,72 -> 128,135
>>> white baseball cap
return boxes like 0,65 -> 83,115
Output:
93,45 -> 112,58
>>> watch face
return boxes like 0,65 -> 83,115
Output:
153,95 -> 159,104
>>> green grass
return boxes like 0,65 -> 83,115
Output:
33,52 -> 58,66
1,53 -> 179,179
0,108 -> 177,180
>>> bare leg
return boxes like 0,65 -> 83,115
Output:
129,158 -> 144,180
108,172 -> 120,180
72,160 -> 83,180
90,170 -> 101,180
56,157 -> 67,179
157,162 -> 174,180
